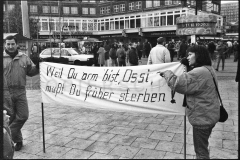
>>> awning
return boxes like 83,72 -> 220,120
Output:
4,33 -> 32,41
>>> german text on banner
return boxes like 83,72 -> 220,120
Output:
40,62 -> 185,115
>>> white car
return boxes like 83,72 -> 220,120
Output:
39,48 -> 94,66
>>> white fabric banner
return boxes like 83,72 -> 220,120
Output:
40,62 -> 185,115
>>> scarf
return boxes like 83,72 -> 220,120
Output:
5,49 -> 18,59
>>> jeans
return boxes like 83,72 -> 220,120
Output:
216,54 -> 225,70
9,88 -> 29,143
193,125 -> 215,159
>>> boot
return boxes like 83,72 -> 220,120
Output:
15,141 -> 23,151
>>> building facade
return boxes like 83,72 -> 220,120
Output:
221,1 -> 239,23
4,0 -> 223,46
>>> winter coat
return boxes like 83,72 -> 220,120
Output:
128,48 -> 138,65
163,66 -> 220,126
97,47 -> 106,65
147,44 -> 171,64
3,51 -> 39,89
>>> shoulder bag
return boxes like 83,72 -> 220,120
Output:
205,67 -> 228,123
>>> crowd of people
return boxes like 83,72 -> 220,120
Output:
90,38 -> 238,69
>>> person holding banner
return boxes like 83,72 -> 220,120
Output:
4,35 -> 40,151
160,45 -> 220,159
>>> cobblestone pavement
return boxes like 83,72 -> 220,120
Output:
14,56 -> 238,159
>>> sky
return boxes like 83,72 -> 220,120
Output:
221,1 -> 238,4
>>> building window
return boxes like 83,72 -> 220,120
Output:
71,7 -> 78,14
106,6 -> 110,13
114,5 -> 119,13
90,8 -> 96,14
146,1 -> 152,8
167,15 -> 173,25
82,7 -> 88,14
129,2 -> 134,11
89,0 -> 96,3
41,19 -> 48,31
100,7 -> 105,14
120,4 -> 125,12
30,5 -> 38,13
173,0 -> 180,5
63,7 -> 70,14
153,1 -> 160,7
136,1 -> 142,10
42,6 -> 50,13
51,6 -> 58,13
165,0 -> 172,5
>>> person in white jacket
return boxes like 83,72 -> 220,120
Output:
147,37 -> 171,64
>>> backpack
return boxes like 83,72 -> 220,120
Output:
109,48 -> 117,59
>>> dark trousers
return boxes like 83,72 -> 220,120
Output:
234,51 -> 238,62
193,125 -> 215,159
216,54 -> 225,70
118,60 -> 126,66
9,89 -> 29,143
138,50 -> 142,60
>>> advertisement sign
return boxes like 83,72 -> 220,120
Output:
176,14 -> 217,35
40,62 -> 185,115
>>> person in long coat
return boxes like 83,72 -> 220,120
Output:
97,43 -> 106,67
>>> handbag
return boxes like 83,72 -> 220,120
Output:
205,67 -> 228,122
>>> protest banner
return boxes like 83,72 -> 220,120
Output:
40,62 -> 185,115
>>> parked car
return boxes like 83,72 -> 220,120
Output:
39,48 -> 94,66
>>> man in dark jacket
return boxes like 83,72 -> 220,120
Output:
179,39 -> 188,59
143,39 -> 152,58
128,42 -> 139,66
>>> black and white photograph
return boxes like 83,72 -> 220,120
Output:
2,0 -> 238,159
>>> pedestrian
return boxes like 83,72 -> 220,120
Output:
175,40 -> 181,60
143,39 -> 152,58
4,35 -> 40,151
226,40 -> 233,58
117,43 -> 127,66
233,41 -> 238,62
136,41 -> 143,60
207,41 -> 217,67
215,40 -> 228,71
160,45 -> 219,159
97,43 -> 106,67
128,42 -> 139,66
179,39 -> 189,59
104,41 -> 110,66
147,37 -> 171,64
109,43 -> 118,66
31,43 -> 38,55
168,41 -> 175,62
92,43 -> 99,66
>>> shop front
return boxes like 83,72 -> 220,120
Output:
143,31 -> 183,46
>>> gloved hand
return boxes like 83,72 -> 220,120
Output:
180,57 -> 189,67
180,57 -> 191,72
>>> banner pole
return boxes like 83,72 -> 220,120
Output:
184,114 -> 186,159
41,102 -> 46,153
